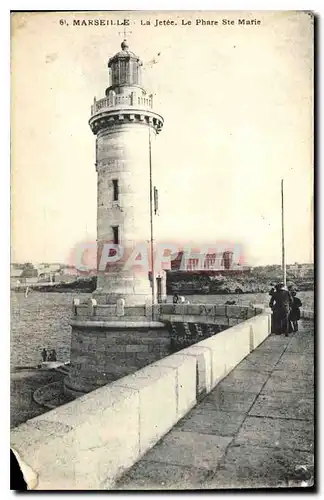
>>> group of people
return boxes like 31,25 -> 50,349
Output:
269,283 -> 302,336
41,348 -> 57,362
173,293 -> 190,304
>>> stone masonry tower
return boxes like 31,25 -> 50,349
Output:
64,40 -> 168,398
89,39 -> 164,306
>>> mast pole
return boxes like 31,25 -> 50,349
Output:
149,126 -> 155,305
281,178 -> 286,286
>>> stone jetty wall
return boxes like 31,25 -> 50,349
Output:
11,309 -> 271,490
66,302 -> 265,392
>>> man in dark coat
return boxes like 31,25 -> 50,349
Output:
269,284 -> 280,334
269,283 -> 293,336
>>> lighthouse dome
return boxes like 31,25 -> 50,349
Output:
108,40 -> 142,66
107,40 -> 143,88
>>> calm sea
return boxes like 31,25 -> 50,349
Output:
10,290 -> 314,368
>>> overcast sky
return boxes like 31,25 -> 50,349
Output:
11,11 -> 313,266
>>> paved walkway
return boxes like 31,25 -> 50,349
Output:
115,320 -> 314,490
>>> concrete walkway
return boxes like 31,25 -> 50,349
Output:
115,320 -> 314,490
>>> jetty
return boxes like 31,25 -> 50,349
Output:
10,306 -> 314,489
116,319 -> 314,489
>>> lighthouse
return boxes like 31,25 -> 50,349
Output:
90,39 -> 164,306
64,39 -> 168,398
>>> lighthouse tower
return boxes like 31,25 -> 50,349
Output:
90,39 -> 164,306
64,40 -> 168,398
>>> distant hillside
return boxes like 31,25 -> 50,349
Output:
34,277 -> 97,293
167,271 -> 314,294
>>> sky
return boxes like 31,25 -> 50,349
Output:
11,10 -> 314,266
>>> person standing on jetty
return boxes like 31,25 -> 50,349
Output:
41,348 -> 47,362
289,291 -> 302,332
173,293 -> 179,304
173,293 -> 189,305
269,283 -> 293,336
269,284 -> 280,334
48,349 -> 57,362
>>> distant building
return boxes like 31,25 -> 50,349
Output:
48,264 -> 61,273
35,263 -> 61,274
63,266 -> 79,276
10,268 -> 39,287
11,268 -> 23,279
10,268 -> 23,287
287,262 -> 314,279
170,251 -> 250,274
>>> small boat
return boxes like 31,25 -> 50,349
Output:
37,361 -> 69,370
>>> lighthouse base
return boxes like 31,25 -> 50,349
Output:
64,317 -> 171,398
95,272 -> 154,307
92,290 -> 154,307
94,271 -> 167,307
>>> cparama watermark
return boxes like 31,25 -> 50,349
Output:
68,240 -> 247,275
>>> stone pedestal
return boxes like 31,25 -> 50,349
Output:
64,301 -> 170,398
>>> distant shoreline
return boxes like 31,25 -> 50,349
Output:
11,274 -> 314,295
11,287 -> 314,295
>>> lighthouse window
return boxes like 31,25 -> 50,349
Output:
112,179 -> 119,201
131,61 -> 138,85
112,226 -> 119,245
119,60 -> 127,84
111,62 -> 118,86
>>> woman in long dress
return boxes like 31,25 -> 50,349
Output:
289,291 -> 302,332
